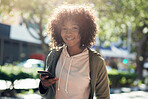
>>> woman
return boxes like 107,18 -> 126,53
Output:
39,5 -> 110,99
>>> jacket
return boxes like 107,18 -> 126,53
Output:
39,48 -> 110,99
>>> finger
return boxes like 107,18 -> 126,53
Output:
48,78 -> 57,83
41,76 -> 49,80
40,77 -> 58,88
44,79 -> 57,85
41,80 -> 55,88
49,80 -> 56,85
53,77 -> 59,81
39,74 -> 42,79
41,81 -> 51,87
41,78 -> 55,84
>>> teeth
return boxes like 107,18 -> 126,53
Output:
66,38 -> 74,40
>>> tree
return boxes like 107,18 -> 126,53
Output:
92,0 -> 148,79
0,0 -> 15,22
12,0 -> 59,55
11,0 -> 95,55
0,0 -> 14,13
1,0 -> 148,79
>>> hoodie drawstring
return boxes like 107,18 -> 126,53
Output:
57,54 -> 73,94
65,57 -> 73,93
58,54 -> 67,91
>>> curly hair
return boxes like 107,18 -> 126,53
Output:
48,5 -> 98,49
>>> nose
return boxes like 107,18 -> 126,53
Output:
65,29 -> 72,34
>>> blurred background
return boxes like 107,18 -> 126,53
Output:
0,0 -> 148,99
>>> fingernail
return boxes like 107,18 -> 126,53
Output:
54,77 -> 58,80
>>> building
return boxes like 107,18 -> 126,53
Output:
91,45 -> 136,70
0,23 -> 44,65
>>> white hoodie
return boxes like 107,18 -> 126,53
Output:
55,46 -> 90,99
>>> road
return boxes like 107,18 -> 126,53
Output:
0,79 -> 148,99
0,91 -> 148,99
17,90 -> 148,99
110,91 -> 148,99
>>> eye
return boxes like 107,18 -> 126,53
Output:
72,27 -> 78,29
71,26 -> 79,32
61,27 -> 67,30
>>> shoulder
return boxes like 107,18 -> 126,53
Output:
88,49 -> 107,75
88,48 -> 104,61
48,48 -> 63,57
45,48 -> 63,69
46,48 -> 63,62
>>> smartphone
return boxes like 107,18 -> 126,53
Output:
38,71 -> 55,79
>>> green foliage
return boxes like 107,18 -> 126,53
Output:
0,65 -> 43,96
0,71 -> 10,81
0,65 -> 43,84
1,0 -> 148,79
108,69 -> 138,88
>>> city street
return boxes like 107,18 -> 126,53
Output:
16,91 -> 148,99
1,90 -> 148,99
110,85 -> 148,99
1,79 -> 148,99
1,0 -> 148,99
13,91 -> 148,99
110,91 -> 148,99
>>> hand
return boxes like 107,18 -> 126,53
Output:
40,75 -> 58,88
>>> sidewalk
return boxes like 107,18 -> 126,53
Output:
110,91 -> 148,99
110,84 -> 148,94
0,84 -> 148,99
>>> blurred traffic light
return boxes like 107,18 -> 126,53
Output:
123,59 -> 128,64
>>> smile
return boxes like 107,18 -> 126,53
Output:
65,37 -> 75,40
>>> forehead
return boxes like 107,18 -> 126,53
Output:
63,19 -> 78,25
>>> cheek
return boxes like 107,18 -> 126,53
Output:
77,34 -> 81,41
60,33 -> 64,39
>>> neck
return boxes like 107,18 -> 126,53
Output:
67,46 -> 84,56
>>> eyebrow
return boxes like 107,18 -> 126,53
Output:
72,24 -> 78,25
72,24 -> 79,26
62,24 -> 79,27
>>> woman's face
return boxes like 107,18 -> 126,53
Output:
61,19 -> 81,49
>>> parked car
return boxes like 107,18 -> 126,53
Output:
16,59 -> 44,68
106,65 -> 112,72
144,62 -> 148,69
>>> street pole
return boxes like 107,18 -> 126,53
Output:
127,23 -> 132,72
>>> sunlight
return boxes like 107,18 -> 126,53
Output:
14,79 -> 40,89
